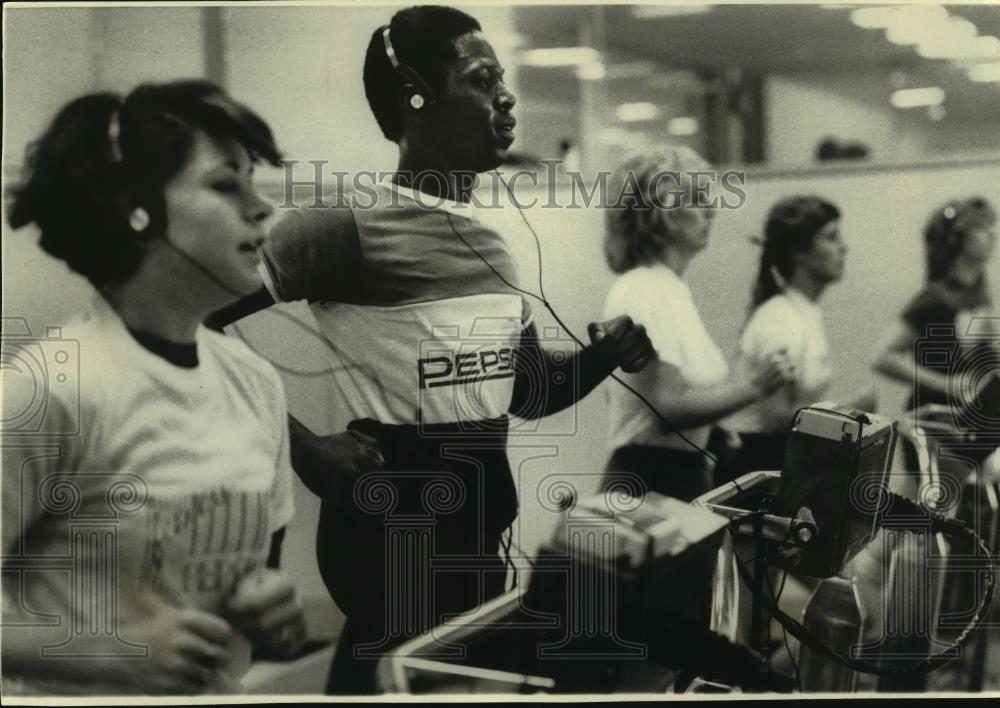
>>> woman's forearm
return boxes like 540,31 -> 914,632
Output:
650,378 -> 761,431
287,414 -> 329,497
874,351 -> 950,396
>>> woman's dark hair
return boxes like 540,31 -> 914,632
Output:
751,195 -> 840,309
923,197 -> 996,282
8,80 -> 281,289
363,5 -> 481,143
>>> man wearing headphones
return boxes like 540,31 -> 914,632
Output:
212,5 -> 654,694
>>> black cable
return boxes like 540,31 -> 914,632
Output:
161,236 -> 249,299
500,525 -> 518,590
782,628 -> 802,693
506,536 -> 537,570
733,509 -> 995,678
731,509 -> 800,688
495,175 -> 723,469
771,566 -> 802,692
729,509 -> 768,524
442,177 -> 754,497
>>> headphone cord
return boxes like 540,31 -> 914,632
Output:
441,172 -> 751,490
161,236 -> 249,299
733,495 -> 995,678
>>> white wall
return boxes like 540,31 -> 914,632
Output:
765,71 -> 1000,166
4,6 -> 205,170
494,158 -> 1000,559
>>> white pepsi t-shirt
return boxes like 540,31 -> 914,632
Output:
1,295 -> 294,695
259,180 -> 529,428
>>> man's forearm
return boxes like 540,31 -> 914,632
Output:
205,286 -> 275,332
288,414 -> 328,497
511,345 -> 615,419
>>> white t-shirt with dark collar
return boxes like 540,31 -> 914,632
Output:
1,295 -> 294,695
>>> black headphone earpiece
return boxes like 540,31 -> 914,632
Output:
382,25 -> 436,111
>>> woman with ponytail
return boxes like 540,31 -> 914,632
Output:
2,81 -> 305,695
726,195 -> 873,479
600,146 -> 796,501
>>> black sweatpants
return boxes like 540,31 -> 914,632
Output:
602,445 -> 712,502
318,418 -> 516,695
714,431 -> 788,487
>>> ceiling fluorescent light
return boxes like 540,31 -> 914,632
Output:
631,6 -> 711,19
851,6 -> 905,30
576,62 -> 607,81
521,47 -> 601,67
968,62 -> 1000,82
667,117 -> 699,136
890,86 -> 945,108
489,31 -> 526,50
617,102 -> 660,122
885,10 -> 962,46
918,35 -> 1000,60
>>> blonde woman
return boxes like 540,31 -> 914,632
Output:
601,146 -> 794,501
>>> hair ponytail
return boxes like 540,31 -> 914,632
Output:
750,242 -> 786,310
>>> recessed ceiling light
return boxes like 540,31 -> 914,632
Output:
521,47 -> 602,67
667,117 -> 700,136
918,35 -> 1000,60
851,6 -> 907,30
616,102 -> 660,122
576,62 -> 607,81
967,62 -> 1000,82
489,32 -> 526,50
890,86 -> 945,108
630,6 -> 711,19
886,13 -> 970,46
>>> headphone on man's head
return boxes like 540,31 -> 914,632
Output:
382,25 -> 436,111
